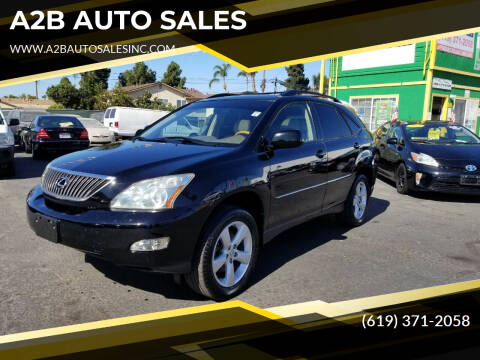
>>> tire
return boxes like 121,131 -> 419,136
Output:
184,206 -> 260,300
32,145 -> 42,160
395,163 -> 409,195
337,174 -> 369,227
18,136 -> 25,150
25,140 -> 32,154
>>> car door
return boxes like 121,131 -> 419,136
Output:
266,101 -> 328,230
383,126 -> 406,177
311,102 -> 359,210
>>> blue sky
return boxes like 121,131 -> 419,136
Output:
0,51 -> 330,98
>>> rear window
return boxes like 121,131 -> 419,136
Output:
37,116 -> 83,128
105,109 -> 111,118
110,109 -> 116,118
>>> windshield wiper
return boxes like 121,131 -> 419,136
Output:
134,136 -> 167,142
161,136 -> 207,145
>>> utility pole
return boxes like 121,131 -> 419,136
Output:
320,60 -> 325,94
35,80 -> 38,99
274,77 -> 277,93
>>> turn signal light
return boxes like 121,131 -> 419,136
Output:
80,129 -> 89,139
36,129 -> 50,139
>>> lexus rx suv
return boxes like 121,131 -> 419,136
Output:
27,91 -> 376,300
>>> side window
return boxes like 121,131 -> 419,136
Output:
269,102 -> 316,143
339,109 -> 361,134
313,103 -> 351,139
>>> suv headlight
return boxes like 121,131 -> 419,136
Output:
411,152 -> 439,167
110,174 -> 194,211
0,133 -> 14,147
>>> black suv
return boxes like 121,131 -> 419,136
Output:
27,91 -> 376,300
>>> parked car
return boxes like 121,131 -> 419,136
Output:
103,107 -> 169,138
374,121 -> 480,194
22,115 -> 90,159
6,108 -> 48,145
78,117 -> 115,146
0,109 -> 15,175
27,91 -> 376,299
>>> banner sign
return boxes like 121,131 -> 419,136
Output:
437,34 -> 475,58
474,33 -> 480,71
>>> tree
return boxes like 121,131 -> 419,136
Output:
237,71 -> 249,91
312,73 -> 330,93
209,63 -> 231,92
161,61 -> 186,88
260,70 -> 266,93
46,77 -> 80,109
250,72 -> 257,93
118,62 -> 156,86
94,88 -> 135,110
78,69 -> 111,109
284,64 -> 309,90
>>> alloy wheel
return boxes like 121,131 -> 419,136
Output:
211,220 -> 253,288
353,181 -> 367,220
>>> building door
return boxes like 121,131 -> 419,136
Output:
454,98 -> 479,132
431,96 -> 445,121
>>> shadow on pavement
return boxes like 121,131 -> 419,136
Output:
378,175 -> 480,204
87,196 -> 389,301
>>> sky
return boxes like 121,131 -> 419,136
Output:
0,50 -> 330,98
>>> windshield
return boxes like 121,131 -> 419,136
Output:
37,116 -> 83,128
405,123 -> 480,144
139,99 -> 272,146
80,119 -> 103,128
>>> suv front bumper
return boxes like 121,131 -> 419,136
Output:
26,185 -> 209,273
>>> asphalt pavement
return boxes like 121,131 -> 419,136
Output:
1,150 -> 479,335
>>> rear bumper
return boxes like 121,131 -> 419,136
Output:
35,140 -> 90,152
0,145 -> 14,166
26,185 -> 209,273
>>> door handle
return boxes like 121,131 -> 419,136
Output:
353,142 -> 360,149
316,149 -> 325,158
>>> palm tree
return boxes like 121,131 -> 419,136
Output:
209,63 -> 231,92
250,71 -> 257,93
260,70 -> 266,93
237,71 -> 249,92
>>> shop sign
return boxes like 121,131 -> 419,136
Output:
432,77 -> 452,90
437,34 -> 474,58
474,34 -> 480,70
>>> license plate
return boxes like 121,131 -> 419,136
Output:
33,214 -> 60,243
460,175 -> 480,186
59,133 -> 71,139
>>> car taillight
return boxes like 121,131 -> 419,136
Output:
80,129 -> 89,139
114,121 -> 119,128
36,129 -> 50,139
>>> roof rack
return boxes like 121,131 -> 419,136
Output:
208,92 -> 281,98
281,90 -> 341,103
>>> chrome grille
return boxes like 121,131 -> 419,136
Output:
41,166 -> 114,202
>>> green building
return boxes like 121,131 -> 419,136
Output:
329,33 -> 480,135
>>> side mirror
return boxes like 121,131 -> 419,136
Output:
9,118 -> 19,126
387,137 -> 398,145
134,129 -> 143,137
271,130 -> 302,149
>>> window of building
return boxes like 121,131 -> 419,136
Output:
350,96 -> 398,131
177,99 -> 187,107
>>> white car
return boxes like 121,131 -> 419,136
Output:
0,109 -> 15,176
78,118 -> 115,146
103,107 -> 169,138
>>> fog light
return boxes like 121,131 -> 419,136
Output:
130,237 -> 170,252
415,173 -> 423,185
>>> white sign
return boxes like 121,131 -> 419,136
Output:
342,44 -> 416,71
437,34 -> 475,58
465,89 -> 471,98
432,77 -> 452,90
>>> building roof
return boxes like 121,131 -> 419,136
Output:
119,82 -> 207,100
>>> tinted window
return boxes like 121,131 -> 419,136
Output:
105,109 -> 111,118
269,102 -> 316,143
37,116 -> 83,128
393,127 -> 404,143
313,103 -> 351,139
339,109 -> 361,134
110,109 -> 116,118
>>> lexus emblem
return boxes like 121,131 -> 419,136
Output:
465,165 -> 477,172
56,177 -> 69,189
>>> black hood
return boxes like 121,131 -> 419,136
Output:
49,140 -> 233,179
410,142 -> 480,167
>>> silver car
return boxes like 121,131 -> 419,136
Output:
78,118 -> 115,146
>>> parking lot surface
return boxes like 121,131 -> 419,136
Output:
1,151 -> 479,335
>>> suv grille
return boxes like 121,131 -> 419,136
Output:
42,166 -> 114,202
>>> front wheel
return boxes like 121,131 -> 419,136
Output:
338,174 -> 369,227
395,163 -> 410,195
184,206 -> 259,300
